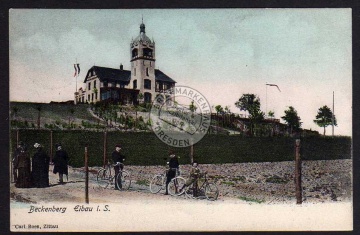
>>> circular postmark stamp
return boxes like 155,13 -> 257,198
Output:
149,85 -> 211,147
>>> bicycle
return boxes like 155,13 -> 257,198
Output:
96,162 -> 131,190
184,172 -> 219,201
149,164 -> 185,195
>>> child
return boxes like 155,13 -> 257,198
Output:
182,161 -> 204,197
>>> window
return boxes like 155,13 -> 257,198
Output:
146,68 -> 149,76
133,80 -> 137,89
150,61 -> 152,67
88,82 -> 91,90
134,68 -> 136,76
82,97 -> 84,103
88,95 -> 90,102
144,79 -> 151,90
92,93 -> 94,102
95,93 -> 98,100
144,92 -> 152,103
94,80 -> 96,89
132,48 -> 138,57
103,81 -> 108,87
143,48 -> 153,57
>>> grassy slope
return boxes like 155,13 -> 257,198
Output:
10,102 -> 101,126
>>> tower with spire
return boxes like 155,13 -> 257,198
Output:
130,20 -> 156,103
76,20 -> 176,105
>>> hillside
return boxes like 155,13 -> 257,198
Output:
10,102 -> 103,129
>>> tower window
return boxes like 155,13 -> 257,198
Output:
132,48 -> 138,58
144,79 -> 151,90
133,80 -> 137,89
93,80 -> 96,89
143,48 -> 153,57
146,68 -> 149,76
88,82 -> 91,90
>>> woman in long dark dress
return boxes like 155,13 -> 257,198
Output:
32,143 -> 50,188
53,143 -> 69,183
14,144 -> 32,188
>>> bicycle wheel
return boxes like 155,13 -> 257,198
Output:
205,182 -> 219,201
184,184 -> 196,199
168,177 -> 186,196
97,169 -> 111,188
149,175 -> 164,194
116,170 -> 131,191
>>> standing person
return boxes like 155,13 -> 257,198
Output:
32,143 -> 50,188
112,144 -> 126,190
12,141 -> 25,183
52,143 -> 69,184
13,142 -> 32,188
165,150 -> 179,195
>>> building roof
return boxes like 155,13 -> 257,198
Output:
84,66 -> 131,83
155,69 -> 177,83
84,66 -> 176,84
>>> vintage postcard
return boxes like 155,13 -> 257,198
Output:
9,9 -> 352,231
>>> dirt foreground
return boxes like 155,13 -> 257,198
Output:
10,159 -> 353,231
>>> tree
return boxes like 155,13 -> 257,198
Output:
313,105 -> 337,135
189,100 -> 197,113
36,105 -> 42,129
268,110 -> 275,119
281,106 -> 301,134
214,105 -> 224,129
69,108 -> 75,127
12,106 -> 19,120
138,93 -> 144,104
235,94 -> 264,135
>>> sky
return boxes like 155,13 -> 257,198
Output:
9,9 -> 352,136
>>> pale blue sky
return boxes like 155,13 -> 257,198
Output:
9,9 -> 352,136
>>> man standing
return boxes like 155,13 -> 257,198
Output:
14,142 -> 32,188
12,141 -> 25,183
52,143 -> 69,184
111,144 -> 126,190
165,150 -> 179,195
32,143 -> 50,188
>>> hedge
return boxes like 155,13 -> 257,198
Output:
10,130 -> 351,167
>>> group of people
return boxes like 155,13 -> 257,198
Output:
13,140 -> 205,195
165,150 -> 204,196
12,141 -> 69,188
111,144 -> 204,195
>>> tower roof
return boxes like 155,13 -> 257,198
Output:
132,22 -> 153,45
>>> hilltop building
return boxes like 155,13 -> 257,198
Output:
75,21 -> 176,104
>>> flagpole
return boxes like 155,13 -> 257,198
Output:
266,82 -> 268,117
75,58 -> 78,93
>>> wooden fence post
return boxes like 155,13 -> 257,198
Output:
295,139 -> 302,204
190,138 -> 194,164
103,131 -> 107,168
50,131 -> 53,162
85,146 -> 89,204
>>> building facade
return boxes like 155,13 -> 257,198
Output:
75,22 -> 176,105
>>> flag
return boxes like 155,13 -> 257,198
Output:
77,64 -> 80,75
266,83 -> 281,92
74,63 -> 80,77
